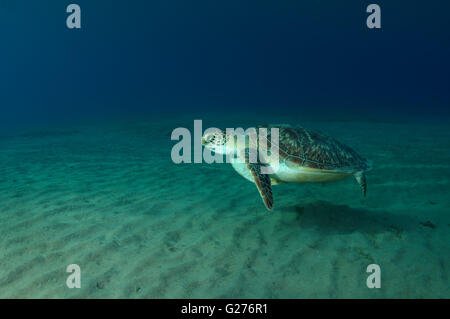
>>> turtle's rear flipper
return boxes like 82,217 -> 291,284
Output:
244,148 -> 273,211
354,171 -> 367,196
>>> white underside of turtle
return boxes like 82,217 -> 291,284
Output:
231,160 -> 352,184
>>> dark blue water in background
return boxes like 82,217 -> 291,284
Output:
1,0 -> 449,129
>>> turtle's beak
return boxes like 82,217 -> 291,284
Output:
201,137 -> 206,145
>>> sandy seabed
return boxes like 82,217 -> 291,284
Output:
0,115 -> 448,298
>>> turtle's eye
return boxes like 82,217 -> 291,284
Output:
204,135 -> 215,143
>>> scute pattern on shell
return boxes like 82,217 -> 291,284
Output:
259,124 -> 370,171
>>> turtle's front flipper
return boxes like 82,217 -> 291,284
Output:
244,148 -> 273,210
354,171 -> 367,196
247,162 -> 273,210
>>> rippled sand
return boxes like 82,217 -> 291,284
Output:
0,115 -> 448,298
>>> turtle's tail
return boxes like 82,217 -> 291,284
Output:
354,171 -> 367,196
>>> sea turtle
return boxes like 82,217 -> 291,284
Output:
202,124 -> 371,210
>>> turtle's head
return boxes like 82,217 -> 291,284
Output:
201,129 -> 229,155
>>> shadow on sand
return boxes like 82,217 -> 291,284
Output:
279,200 -> 418,235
